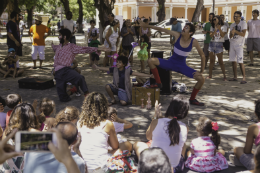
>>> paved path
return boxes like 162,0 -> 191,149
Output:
1,30 -> 259,172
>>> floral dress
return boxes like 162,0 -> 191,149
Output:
185,136 -> 228,173
137,42 -> 148,60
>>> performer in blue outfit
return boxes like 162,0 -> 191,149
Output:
138,20 -> 205,106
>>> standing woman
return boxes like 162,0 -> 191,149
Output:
139,19 -> 152,59
207,15 -> 227,80
104,19 -> 120,67
134,20 -> 140,41
121,20 -> 135,66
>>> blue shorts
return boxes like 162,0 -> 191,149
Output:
208,42 -> 223,54
108,84 -> 128,102
158,56 -> 196,78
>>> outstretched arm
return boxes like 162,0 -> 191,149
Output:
92,64 -> 109,72
132,71 -> 153,78
138,19 -> 180,39
193,39 -> 205,73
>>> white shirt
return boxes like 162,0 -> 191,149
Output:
230,21 -> 247,45
19,21 -> 25,29
247,19 -> 260,38
87,27 -> 99,43
61,19 -> 76,34
151,118 -> 187,168
113,122 -> 124,133
210,25 -> 227,43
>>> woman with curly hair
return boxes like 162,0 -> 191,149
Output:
2,102 -> 40,173
78,92 -> 132,173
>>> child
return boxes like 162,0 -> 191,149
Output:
55,106 -> 80,126
5,94 -> 22,128
38,98 -> 56,131
1,48 -> 24,78
87,20 -> 99,65
185,116 -> 228,172
0,96 -> 6,134
51,24 -> 56,35
92,55 -> 152,106
137,35 -> 149,73
108,107 -> 133,133
89,31 -> 101,66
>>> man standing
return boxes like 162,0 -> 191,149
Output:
61,11 -> 77,44
229,11 -> 247,84
57,20 -> 61,30
104,13 -> 115,28
170,18 -> 182,46
6,11 -> 22,56
220,14 -> 230,53
19,16 -> 26,41
29,16 -> 50,69
247,9 -> 260,66
202,13 -> 214,68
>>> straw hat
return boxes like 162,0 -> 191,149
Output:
34,16 -> 42,22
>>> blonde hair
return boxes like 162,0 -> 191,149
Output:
79,92 -> 108,128
55,106 -> 80,124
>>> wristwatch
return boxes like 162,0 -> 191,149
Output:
152,117 -> 157,120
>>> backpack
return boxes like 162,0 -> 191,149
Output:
103,25 -> 111,39
107,150 -> 137,173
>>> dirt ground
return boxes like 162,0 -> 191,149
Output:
1,29 -> 260,172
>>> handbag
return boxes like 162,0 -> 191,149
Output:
107,150 -> 137,173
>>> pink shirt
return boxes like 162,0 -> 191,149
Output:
52,43 -> 100,71
191,136 -> 216,157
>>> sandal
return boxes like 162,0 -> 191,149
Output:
108,100 -> 117,106
240,81 -> 247,84
229,78 -> 238,81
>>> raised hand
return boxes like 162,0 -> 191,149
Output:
154,100 -> 162,119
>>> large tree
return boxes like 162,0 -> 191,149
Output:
0,0 -> 9,17
7,0 -> 21,18
77,0 -> 83,33
191,0 -> 204,22
60,0 -> 70,13
157,0 -> 165,22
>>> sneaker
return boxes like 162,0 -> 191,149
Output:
75,92 -> 81,97
229,154 -> 244,167
190,99 -> 205,106
147,83 -> 162,89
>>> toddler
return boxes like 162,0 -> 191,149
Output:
185,116 -> 228,172
89,31 -> 101,66
137,35 -> 149,73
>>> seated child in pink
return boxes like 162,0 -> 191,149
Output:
185,117 -> 228,173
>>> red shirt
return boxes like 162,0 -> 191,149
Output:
52,43 -> 100,71
6,110 -> 12,128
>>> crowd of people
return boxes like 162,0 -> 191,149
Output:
0,8 -> 260,173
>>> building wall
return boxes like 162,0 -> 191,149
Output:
201,8 -> 207,22
172,7 -> 185,18
218,7 -> 223,15
246,5 -> 253,21
123,6 -> 128,19
187,8 -> 195,21
139,7 -> 152,19
127,7 -> 131,19
115,6 -> 119,16
230,6 -> 237,22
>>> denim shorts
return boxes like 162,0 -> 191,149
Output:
208,42 -> 223,54
108,84 -> 128,102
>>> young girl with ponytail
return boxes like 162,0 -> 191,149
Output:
185,116 -> 228,172
133,95 -> 189,172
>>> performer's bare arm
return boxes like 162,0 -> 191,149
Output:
132,71 -> 153,78
193,39 -> 205,73
138,19 -> 180,40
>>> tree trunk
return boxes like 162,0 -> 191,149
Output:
212,0 -> 215,14
156,0 -> 165,22
26,6 -> 34,29
77,0 -> 83,33
7,0 -> 20,19
60,0 -> 70,13
191,0 -> 204,22
0,0 -> 8,17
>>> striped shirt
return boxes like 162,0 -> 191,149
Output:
172,35 -> 194,62
191,136 -> 216,157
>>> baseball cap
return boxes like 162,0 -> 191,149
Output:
8,48 -> 15,53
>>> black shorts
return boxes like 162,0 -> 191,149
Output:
91,54 -> 99,61
8,44 -> 22,56
147,42 -> 151,50
223,39 -> 230,51
122,45 -> 133,56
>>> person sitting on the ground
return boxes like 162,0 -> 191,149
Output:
0,96 -> 6,135
51,28 -> 110,102
138,147 -> 173,173
1,48 -> 24,78
5,94 -> 22,128
2,103 -> 40,172
185,116 -> 228,172
108,107 -> 133,133
78,92 -> 133,172
92,55 -> 152,106
133,95 -> 189,173
232,100 -> 260,170
24,122 -> 85,173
